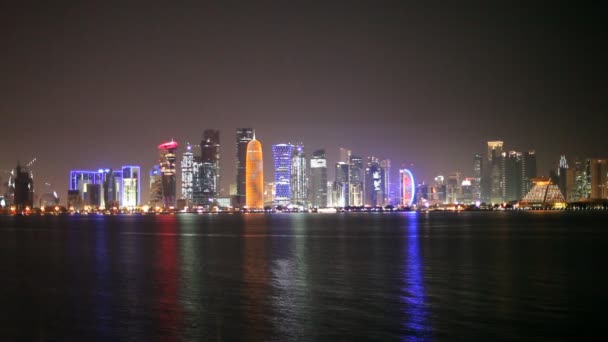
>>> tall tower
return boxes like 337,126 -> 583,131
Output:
158,140 -> 178,208
149,165 -> 163,207
236,128 -> 254,207
273,144 -> 295,206
334,162 -> 349,207
400,169 -> 415,207
349,155 -> 364,206
121,165 -> 140,207
310,149 -> 328,208
486,141 -> 504,203
200,130 -> 221,205
522,150 -> 537,196
291,145 -> 308,207
246,137 -> 264,209
181,143 -> 194,204
473,154 -> 483,202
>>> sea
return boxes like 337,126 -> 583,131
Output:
1,211 -> 607,341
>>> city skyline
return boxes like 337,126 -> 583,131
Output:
1,2 -> 606,205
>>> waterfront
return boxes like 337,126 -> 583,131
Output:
1,212 -> 606,340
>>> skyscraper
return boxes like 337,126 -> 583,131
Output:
200,129 -> 220,203
503,151 -> 523,202
13,163 -> 33,210
557,155 -> 569,199
121,165 -> 140,207
149,165 -> 163,207
349,155 -> 364,206
399,169 -> 415,206
364,157 -> 388,207
181,143 -> 194,204
236,128 -> 254,207
334,162 -> 349,207
473,154 -> 483,202
273,144 -> 294,206
589,159 -> 608,199
486,141 -> 504,203
310,149 -> 328,208
246,137 -> 264,209
158,140 -> 178,208
290,145 -> 308,207
522,150 -> 537,196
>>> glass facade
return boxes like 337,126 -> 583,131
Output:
273,144 -> 294,206
158,140 -> 178,208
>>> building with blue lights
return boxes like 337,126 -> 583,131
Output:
273,144 -> 295,206
149,165 -> 163,207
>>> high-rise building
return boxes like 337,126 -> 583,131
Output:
181,143 -> 194,204
503,151 -> 523,202
349,155 -> 364,206
245,137 -> 264,209
13,164 -> 33,210
399,169 -> 415,206
446,172 -> 462,204
364,157 -> 388,207
273,144 -> 294,206
102,169 -> 120,208
473,154 -> 483,202
334,162 -> 349,207
557,155 -> 569,199
264,182 -> 275,206
310,149 -> 328,208
236,128 -> 254,207
121,165 -> 140,207
486,141 -> 504,204
291,145 -> 308,207
522,151 -> 537,196
434,175 -> 446,203
158,140 -> 178,208
70,169 -> 106,208
589,159 -> 608,199
200,129 -> 220,204
149,165 -> 163,207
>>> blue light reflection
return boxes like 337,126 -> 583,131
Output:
401,213 -> 430,341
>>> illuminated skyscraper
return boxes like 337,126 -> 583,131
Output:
158,140 -> 178,208
310,149 -> 328,208
273,144 -> 294,206
399,169 -> 415,206
334,162 -> 349,207
364,157 -> 383,206
181,143 -> 194,204
349,155 -> 364,206
503,151 -> 523,202
149,165 -> 163,207
522,150 -> 537,196
446,172 -> 462,204
473,154 -> 483,202
589,159 -> 608,199
291,145 -> 308,207
121,165 -> 140,207
236,128 -> 254,207
557,155 -> 569,198
484,141 -> 504,203
246,137 -> 264,209
200,129 -> 220,204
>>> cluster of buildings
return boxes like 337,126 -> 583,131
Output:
2,136 -> 606,213
62,128 -> 414,211
416,141 -> 538,206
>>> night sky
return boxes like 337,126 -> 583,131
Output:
1,2 -> 606,203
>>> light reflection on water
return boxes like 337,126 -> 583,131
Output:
1,212 -> 606,340
401,212 -> 430,341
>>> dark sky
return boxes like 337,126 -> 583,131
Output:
1,1 -> 606,203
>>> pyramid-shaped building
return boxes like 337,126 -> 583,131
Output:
520,177 -> 566,208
